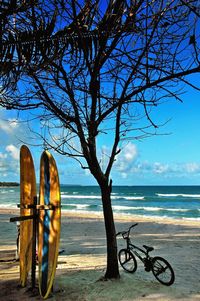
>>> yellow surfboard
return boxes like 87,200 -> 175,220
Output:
20,145 -> 37,287
38,150 -> 61,299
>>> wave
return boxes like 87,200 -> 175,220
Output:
112,205 -> 156,211
156,193 -> 200,198
63,203 -> 99,210
0,188 -> 16,194
62,203 -> 197,214
182,217 -> 200,221
61,195 -> 101,199
61,192 -> 79,195
112,205 -> 137,210
112,205 -> 197,213
118,196 -> 145,200
61,194 -> 144,200
60,209 -> 200,221
0,203 -> 17,208
65,204 -> 90,210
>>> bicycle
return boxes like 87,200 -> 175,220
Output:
116,223 -> 175,286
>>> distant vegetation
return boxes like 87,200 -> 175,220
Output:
0,182 -> 19,187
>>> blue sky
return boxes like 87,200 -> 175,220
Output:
0,74 -> 200,186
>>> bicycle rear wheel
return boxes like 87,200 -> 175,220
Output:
152,256 -> 175,286
118,249 -> 137,273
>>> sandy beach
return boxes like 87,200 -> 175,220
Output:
0,209 -> 200,300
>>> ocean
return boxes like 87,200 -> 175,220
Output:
0,185 -> 200,221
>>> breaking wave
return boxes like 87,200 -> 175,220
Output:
156,193 -> 200,198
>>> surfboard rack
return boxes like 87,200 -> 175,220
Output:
17,204 -> 61,210
10,196 -> 38,290
10,215 -> 36,222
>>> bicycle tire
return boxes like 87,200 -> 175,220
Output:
118,249 -> 137,273
152,256 -> 175,286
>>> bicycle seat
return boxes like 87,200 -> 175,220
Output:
143,245 -> 154,252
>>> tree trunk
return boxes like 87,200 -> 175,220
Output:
100,181 -> 120,279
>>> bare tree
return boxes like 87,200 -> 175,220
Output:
1,0 -> 200,279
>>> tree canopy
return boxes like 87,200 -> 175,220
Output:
1,1 -> 200,164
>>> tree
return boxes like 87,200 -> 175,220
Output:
0,0 -> 200,279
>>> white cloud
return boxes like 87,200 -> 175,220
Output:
121,172 -> 128,179
114,154 -> 200,180
0,119 -> 13,134
115,143 -> 138,172
0,110 -> 39,181
153,162 -> 169,174
184,163 -> 200,173
0,150 -> 19,179
6,144 -> 19,160
0,110 -> 32,147
8,119 -> 19,129
85,169 -> 91,176
123,143 -> 137,162
0,118 -> 19,134
0,153 -> 7,159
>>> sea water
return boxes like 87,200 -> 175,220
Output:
0,185 -> 200,220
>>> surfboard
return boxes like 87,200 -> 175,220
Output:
38,150 -> 61,299
20,145 -> 37,287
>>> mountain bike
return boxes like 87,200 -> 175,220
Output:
116,223 -> 175,286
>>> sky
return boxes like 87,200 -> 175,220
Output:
0,74 -> 200,186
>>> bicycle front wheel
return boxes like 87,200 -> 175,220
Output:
118,249 -> 137,273
152,256 -> 175,286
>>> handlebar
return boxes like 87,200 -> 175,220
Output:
116,223 -> 138,239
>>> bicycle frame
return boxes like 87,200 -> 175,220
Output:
126,238 -> 150,264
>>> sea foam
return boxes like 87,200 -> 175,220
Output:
156,193 -> 200,198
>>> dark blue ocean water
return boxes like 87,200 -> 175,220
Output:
0,185 -> 200,220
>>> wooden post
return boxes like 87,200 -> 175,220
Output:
31,196 -> 37,289
10,207 -> 38,289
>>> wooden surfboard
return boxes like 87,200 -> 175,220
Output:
20,145 -> 37,287
38,150 -> 61,299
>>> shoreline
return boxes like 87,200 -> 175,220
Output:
1,207 -> 199,227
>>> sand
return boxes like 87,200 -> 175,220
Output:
0,209 -> 200,300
